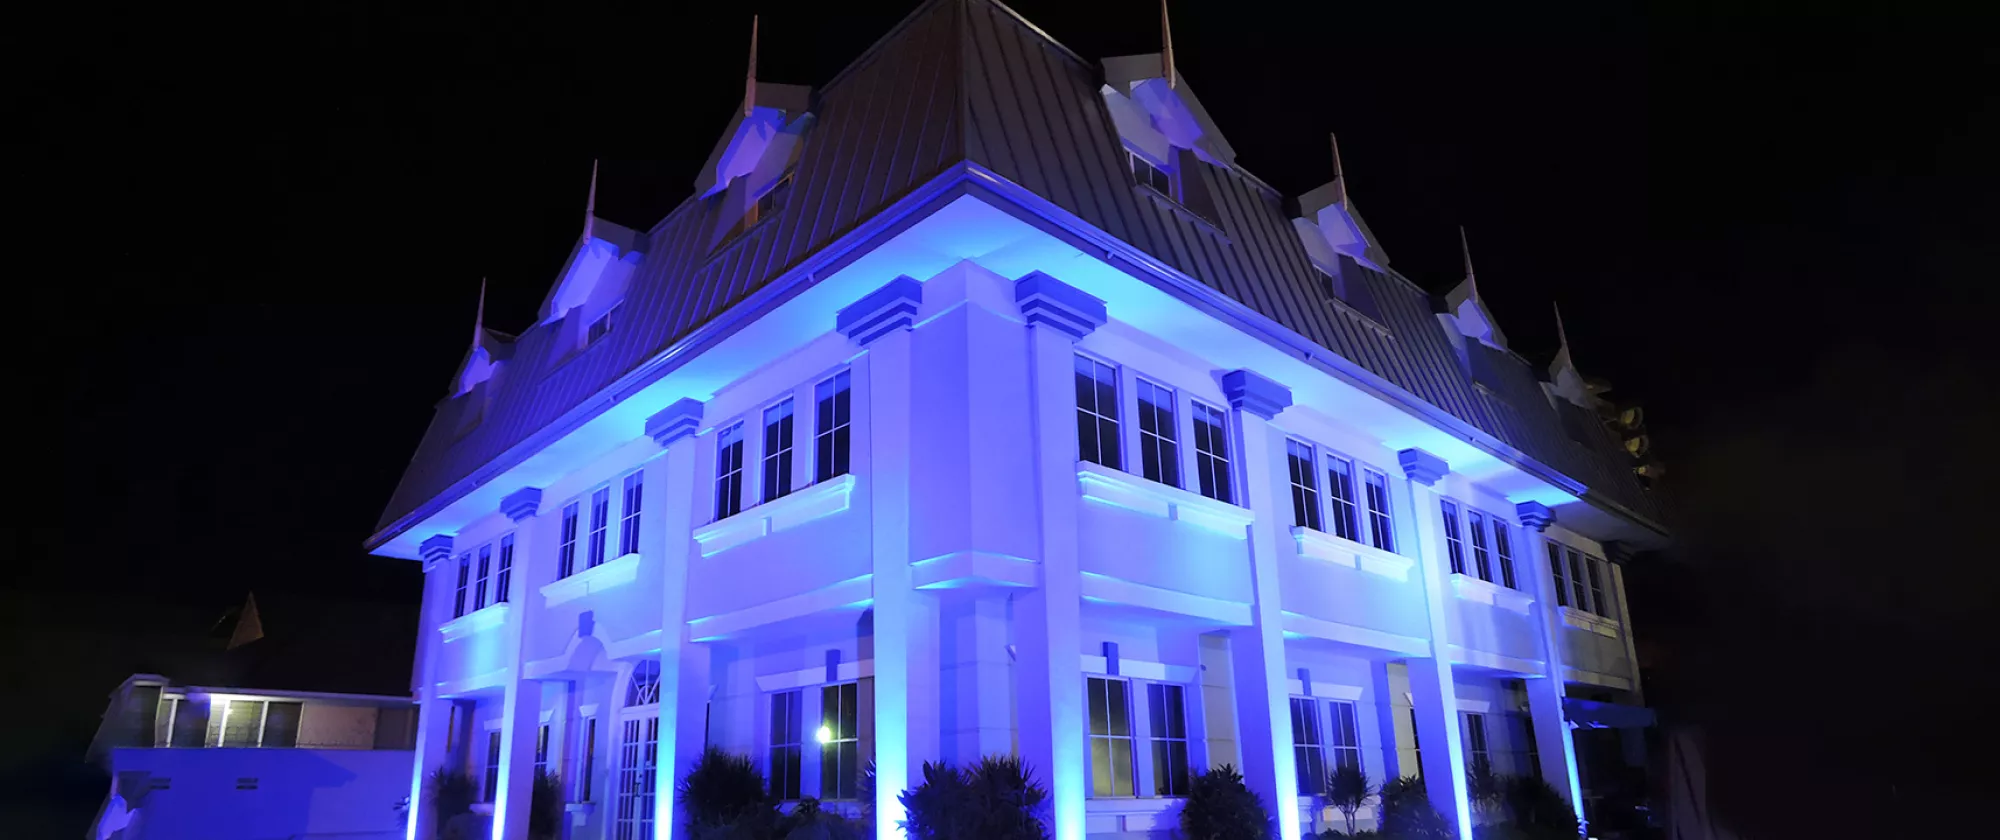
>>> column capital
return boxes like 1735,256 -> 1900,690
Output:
1220,369 -> 1292,420
1397,448 -> 1449,486
1014,271 -> 1106,339
837,275 -> 924,345
419,534 -> 455,569
500,487 -> 543,522
645,398 -> 706,447
1515,500 -> 1555,532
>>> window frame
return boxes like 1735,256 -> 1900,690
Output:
1189,399 -> 1233,504
1086,675 -> 1138,798
1440,499 -> 1469,576
618,471 -> 643,557
473,543 -> 493,610
768,689 -> 804,801
453,553 -> 471,619
761,398 -> 796,503
1489,515 -> 1517,589
587,486 -> 611,569
1463,712 -> 1491,776
1286,439 -> 1323,532
494,535 -> 514,605
818,681 -> 863,800
1290,696 -> 1328,798
1145,682 -> 1192,797
714,422 -> 747,521
1323,453 -> 1362,543
1127,147 -> 1178,200
1075,354 -> 1123,471
1363,468 -> 1397,553
558,502 -> 581,579
813,370 -> 852,484
1134,377 -> 1182,488
586,301 -> 621,348
483,729 -> 503,803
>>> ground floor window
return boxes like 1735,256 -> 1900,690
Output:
770,690 -> 803,800
614,714 -> 659,840
1088,677 -> 1136,797
820,682 -> 862,800
1463,712 -> 1491,775
483,730 -> 503,802
1147,683 -> 1190,796
1291,697 -> 1327,796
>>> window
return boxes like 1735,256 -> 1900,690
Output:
813,372 -> 851,483
1087,677 -> 1135,797
819,682 -> 861,800
1566,548 -> 1591,613
1328,701 -> 1361,773
1135,379 -> 1181,487
618,472 -> 643,557
1290,697 -> 1326,797
1325,455 -> 1360,542
715,423 -> 745,520
1492,519 -> 1517,589
1546,542 -> 1569,608
1190,401 -> 1232,503
484,730 -> 503,802
1075,356 -> 1121,470
1287,440 -> 1322,531
756,171 -> 793,221
577,716 -> 599,802
1586,557 -> 1609,618
453,554 -> 471,618
1522,715 -> 1541,780
1467,511 -> 1495,582
217,699 -> 301,748
1440,501 -> 1468,576
535,724 -> 550,775
473,544 -> 493,610
769,690 -> 803,800
1408,707 -> 1423,779
1464,713 -> 1491,776
1364,469 -> 1396,552
762,399 -> 795,502
1147,683 -> 1190,797
614,715 -> 659,840
627,660 -> 662,708
587,302 -> 621,347
588,487 -> 611,569
558,503 -> 580,579
1129,149 -> 1175,198
495,535 -> 514,604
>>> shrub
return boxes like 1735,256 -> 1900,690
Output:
898,755 -> 1049,840
1377,776 -> 1455,840
425,766 -> 477,838
530,769 -> 564,840
1498,775 -> 1581,839
678,746 -> 780,838
1325,763 -> 1377,835
1179,765 -> 1274,840
1466,760 -> 1504,817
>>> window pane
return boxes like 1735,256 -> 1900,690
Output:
262,702 -> 301,748
1106,680 -> 1129,737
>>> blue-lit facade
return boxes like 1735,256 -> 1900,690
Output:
369,3 -> 1665,839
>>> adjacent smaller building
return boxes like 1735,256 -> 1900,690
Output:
88,674 -> 419,840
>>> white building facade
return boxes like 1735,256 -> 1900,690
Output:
368,4 -> 1665,840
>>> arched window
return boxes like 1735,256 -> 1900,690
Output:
625,659 -> 661,707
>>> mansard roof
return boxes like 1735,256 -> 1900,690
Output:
374,0 -> 1663,544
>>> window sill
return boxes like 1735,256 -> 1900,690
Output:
439,603 -> 510,641
693,474 -> 858,557
1290,527 -> 1413,582
1086,797 -> 1183,815
1450,574 -> 1534,614
1559,606 -> 1621,638
541,553 -> 641,607
1076,461 -> 1253,538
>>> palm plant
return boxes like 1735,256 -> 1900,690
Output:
425,766 -> 477,838
1179,765 -> 1273,840
529,769 -> 564,840
897,755 -> 1050,840
1324,763 -> 1377,835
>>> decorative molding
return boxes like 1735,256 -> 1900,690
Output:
1014,271 -> 1107,339
835,275 -> 923,345
438,603 -> 509,642
1450,573 -> 1535,614
1447,645 -> 1545,676
755,658 -> 876,692
1279,611 -> 1431,657
1078,571 -> 1253,626
1564,667 -> 1633,692
645,398 -> 705,447
419,534 -> 455,568
912,551 -> 1039,589
1457,698 -> 1494,714
1515,500 -> 1554,532
605,629 -> 664,661
1560,607 -> 1622,638
539,552 -> 642,607
1396,448 -> 1448,486
1285,678 -> 1365,701
687,574 -> 873,642
692,474 -> 858,557
1290,527 -> 1413,582
1220,368 -> 1292,420
1076,461 -> 1253,537
501,487 -> 543,522
1080,653 -> 1198,684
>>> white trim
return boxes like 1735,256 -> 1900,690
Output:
1279,611 -> 1431,657
1449,573 -> 1535,614
687,574 -> 873,641
1284,679 -> 1364,701
540,552 -> 642,607
605,629 -> 664,661
754,659 -> 876,692
1446,645 -> 1545,676
1078,571 -> 1253,625
1564,667 -> 1634,691
539,709 -> 556,724
483,717 -> 506,732
1559,606 -> 1621,638
1456,698 -> 1493,714
439,603 -> 511,642
692,473 -> 858,556
1079,654 -> 1199,685
1292,527 -> 1415,582
1076,461 -> 1254,537
912,551 -> 1039,589
579,704 -> 600,718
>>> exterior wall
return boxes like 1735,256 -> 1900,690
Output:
297,702 -> 383,750
108,747 -> 413,840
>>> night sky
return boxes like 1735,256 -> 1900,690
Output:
12,1 -> 1993,835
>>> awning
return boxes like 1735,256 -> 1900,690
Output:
1564,697 -> 1657,729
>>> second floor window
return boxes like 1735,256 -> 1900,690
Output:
1492,522 -> 1517,589
1129,149 -> 1175,198
814,372 -> 851,482
715,423 -> 746,520
1467,510 -> 1494,581
769,690 -> 803,800
1566,548 -> 1591,613
1135,379 -> 1180,487
619,472 -> 643,556
1287,440 -> 1322,531
763,399 -> 795,502
587,302 -> 621,347
1076,356 -> 1121,470
558,503 -> 580,579
587,487 -> 610,568
495,535 -> 514,604
1441,501 -> 1468,576
1190,401 -> 1232,503
1546,542 -> 1569,608
1585,555 -> 1608,617
453,554 -> 471,618
1325,455 -> 1360,542
1364,469 -> 1396,552
473,544 -> 493,609
1087,676 -> 1135,797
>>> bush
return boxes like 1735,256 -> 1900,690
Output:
1325,763 -> 1377,835
678,746 -> 780,839
530,769 -> 564,840
1179,765 -> 1274,840
1497,775 -> 1581,839
425,766 -> 477,838
898,755 -> 1049,840
1376,776 -> 1455,840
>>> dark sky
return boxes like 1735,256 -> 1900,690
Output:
14,0 -> 1994,835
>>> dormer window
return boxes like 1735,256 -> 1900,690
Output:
723,170 -> 795,243
1128,149 -> 1176,199
587,302 -> 621,347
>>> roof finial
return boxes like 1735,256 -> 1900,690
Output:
1553,300 -> 1571,353
745,14 -> 760,118
583,159 -> 599,242
1330,132 -> 1348,206
473,278 -> 488,350
1160,0 -> 1176,89
1459,226 -> 1477,296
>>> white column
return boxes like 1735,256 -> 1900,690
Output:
1018,321 -> 1087,840
644,399 -> 706,840
865,311 -> 920,834
1519,503 -> 1584,822
409,537 -> 456,840
493,491 -> 547,840
1221,369 -> 1301,840
1397,450 -> 1472,839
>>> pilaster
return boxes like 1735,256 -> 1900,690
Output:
1520,505 -> 1585,822
646,398 -> 706,840
494,489 -> 545,840
1397,448 -> 1472,839
409,534 -> 454,840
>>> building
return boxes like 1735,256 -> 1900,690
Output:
87,674 -> 418,840
366,2 -> 1667,839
